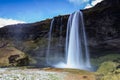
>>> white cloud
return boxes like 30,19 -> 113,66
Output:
68,0 -> 103,8
68,0 -> 89,5
85,0 -> 103,9
85,4 -> 93,9
0,18 -> 26,28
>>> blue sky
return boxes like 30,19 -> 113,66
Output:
0,0 -> 94,23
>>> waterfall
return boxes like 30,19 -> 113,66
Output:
47,11 -> 91,70
46,17 -> 64,66
66,11 -> 91,69
46,18 -> 54,65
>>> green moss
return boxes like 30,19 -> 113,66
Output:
101,74 -> 119,80
95,61 -> 120,80
97,61 -> 117,74
34,38 -> 48,45
91,54 -> 120,67
100,69 -> 120,80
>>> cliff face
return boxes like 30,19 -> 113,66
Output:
0,0 -> 119,66
0,19 -> 51,40
83,0 -> 120,55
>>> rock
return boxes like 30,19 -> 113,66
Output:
0,46 -> 29,67
83,0 -> 120,56
116,65 -> 120,69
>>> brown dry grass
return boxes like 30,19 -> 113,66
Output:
0,46 -> 26,66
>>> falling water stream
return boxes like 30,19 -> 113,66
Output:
66,11 -> 91,69
47,11 -> 91,70
46,18 -> 54,65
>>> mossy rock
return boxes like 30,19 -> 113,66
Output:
96,61 -> 120,80
97,61 -> 117,74
99,69 -> 120,80
101,73 -> 120,80
0,46 -> 29,67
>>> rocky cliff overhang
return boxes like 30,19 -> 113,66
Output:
0,0 -> 120,55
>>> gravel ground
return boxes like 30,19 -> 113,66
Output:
0,68 -> 66,80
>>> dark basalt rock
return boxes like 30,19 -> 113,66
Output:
0,19 -> 51,40
82,0 -> 120,56
8,54 -> 29,66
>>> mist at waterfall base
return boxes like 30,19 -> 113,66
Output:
46,11 -> 92,71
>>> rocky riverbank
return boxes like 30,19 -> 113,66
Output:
0,64 -> 119,80
0,68 -> 95,80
